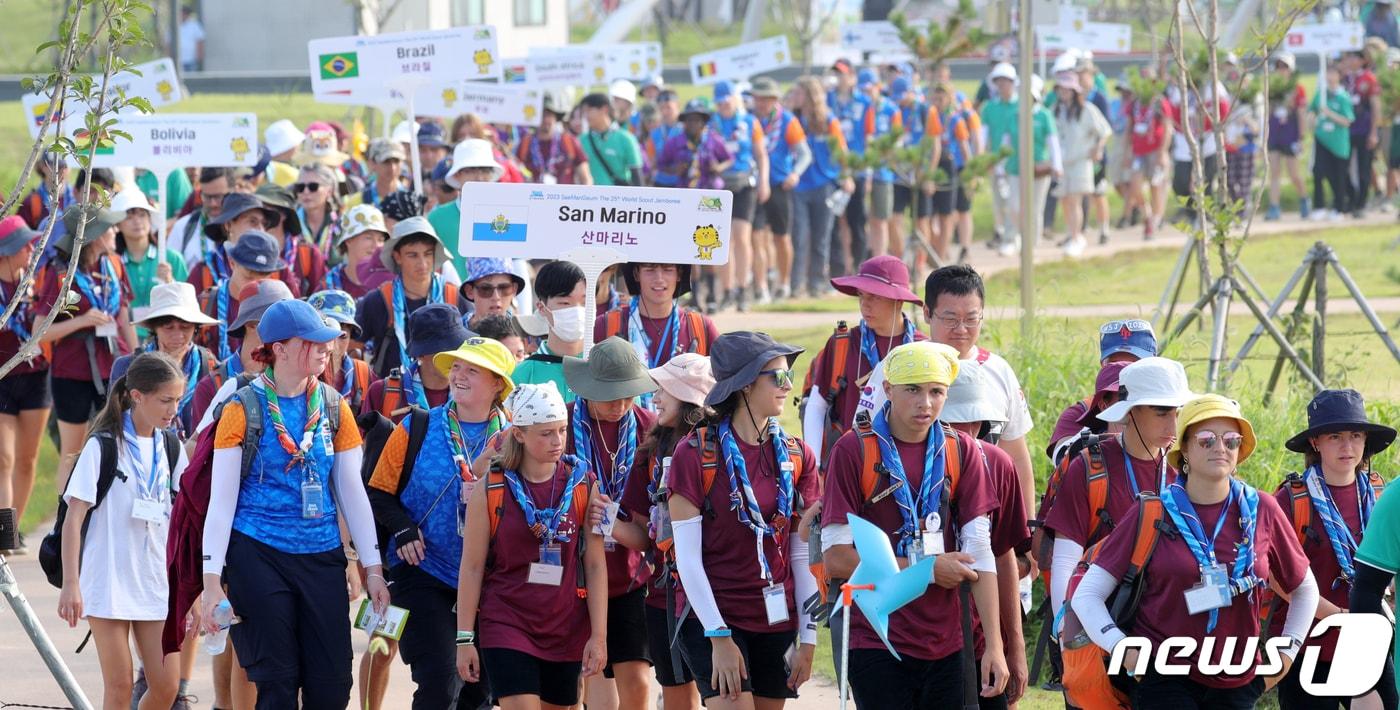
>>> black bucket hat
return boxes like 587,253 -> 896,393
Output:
1286,388 -> 1397,455
705,331 -> 804,406
623,262 -> 692,299
406,303 -> 473,359
204,192 -> 276,242
254,183 -> 303,237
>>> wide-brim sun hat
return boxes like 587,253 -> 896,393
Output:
705,331 -> 804,407
1097,356 -> 1194,423
381,216 -> 452,272
338,204 -> 389,249
831,254 -> 921,304
59,204 -> 124,255
264,119 -> 305,156
460,257 -> 527,300
1285,388 -> 1397,456
229,280 -> 295,337
1075,360 -> 1132,427
447,139 -> 504,188
433,336 -> 518,400
563,336 -> 658,403
623,262 -> 692,299
1167,394 -> 1258,469
134,282 -> 218,327
109,188 -> 156,217
406,303 -> 473,359
609,79 -> 638,105
254,183 -> 304,237
649,353 -> 715,408
306,289 -> 361,340
203,192 -> 275,242
256,299 -> 343,344
0,215 -> 39,257
941,362 -> 1006,425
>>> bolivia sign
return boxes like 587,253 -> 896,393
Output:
415,82 -> 544,126
21,57 -> 183,140
1285,22 -> 1364,54
689,36 -> 791,85
456,182 -> 733,265
58,113 -> 258,168
308,25 -> 500,105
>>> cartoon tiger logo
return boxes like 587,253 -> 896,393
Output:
230,137 -> 250,161
692,225 -> 722,260
473,49 -> 493,75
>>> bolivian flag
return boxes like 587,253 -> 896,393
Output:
696,61 -> 718,78
320,52 -> 359,80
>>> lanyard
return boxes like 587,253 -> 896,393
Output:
122,413 -> 164,501
717,417 -> 794,582
502,455 -> 589,543
204,241 -> 230,283
72,257 -> 121,316
214,279 -> 233,362
1118,436 -> 1167,498
391,276 -> 443,409
626,297 -> 679,411
571,398 -> 637,500
871,402 -> 946,556
857,317 -> 916,380
326,263 -> 345,292
530,130 -> 561,176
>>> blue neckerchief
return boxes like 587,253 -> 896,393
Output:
391,275 -> 444,409
858,317 -> 917,374
502,454 -> 589,542
337,354 -> 356,400
1304,464 -> 1376,589
146,343 -> 205,416
571,398 -> 637,499
530,129 -> 561,176
871,402 -> 947,556
205,243 -> 230,283
122,412 -> 165,501
716,416 -> 794,581
1118,436 -> 1167,498
0,280 -> 33,343
326,263 -> 345,291
627,296 -> 679,410
1161,476 -> 1263,632
72,257 -> 121,316
221,354 -> 242,380
214,279 -> 233,362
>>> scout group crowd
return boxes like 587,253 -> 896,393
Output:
0,45 -> 1398,710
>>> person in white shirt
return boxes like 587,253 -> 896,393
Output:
177,5 -> 204,72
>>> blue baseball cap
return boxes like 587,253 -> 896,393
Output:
257,299 -> 343,344
227,231 -> 286,273
417,122 -> 449,148
1098,319 -> 1157,362
856,68 -> 878,89
890,76 -> 911,99
714,80 -> 735,102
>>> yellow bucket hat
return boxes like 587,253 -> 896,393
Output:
884,342 -> 961,387
1166,394 -> 1257,469
432,336 -> 518,400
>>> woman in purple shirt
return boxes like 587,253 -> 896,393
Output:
659,99 -> 733,190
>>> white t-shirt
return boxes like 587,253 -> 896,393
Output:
64,433 -> 189,621
854,348 -> 1034,441
167,212 -> 209,269
178,18 -> 205,65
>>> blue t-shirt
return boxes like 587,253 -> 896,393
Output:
711,111 -> 759,176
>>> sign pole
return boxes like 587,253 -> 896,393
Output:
1019,0 -> 1035,341
561,247 -> 627,356
156,170 -> 168,266
391,77 -> 428,197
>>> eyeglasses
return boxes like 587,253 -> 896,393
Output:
292,183 -> 323,194
472,282 -> 517,297
934,312 -> 984,330
758,368 -> 795,389
202,192 -> 227,205
1194,431 -> 1245,451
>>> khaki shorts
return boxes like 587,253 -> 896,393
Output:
869,180 -> 894,219
1130,155 -> 1168,185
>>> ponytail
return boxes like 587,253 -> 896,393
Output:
89,351 -> 183,442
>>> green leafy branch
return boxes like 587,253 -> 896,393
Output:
888,1 -> 994,70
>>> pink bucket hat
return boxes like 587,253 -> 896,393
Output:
830,255 -> 921,304
647,353 -> 715,407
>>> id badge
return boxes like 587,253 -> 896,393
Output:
1184,563 -> 1232,615
94,320 -> 118,338
594,500 -> 620,537
542,174 -> 558,185
1322,120 -> 1336,133
922,513 -> 945,556
1274,107 -> 1289,121
763,583 -> 789,625
131,498 -> 166,524
528,543 -> 564,586
301,479 -> 325,519
1134,122 -> 1149,135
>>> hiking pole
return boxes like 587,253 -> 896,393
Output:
0,508 -> 94,710
838,582 -> 874,710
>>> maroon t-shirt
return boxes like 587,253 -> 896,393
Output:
622,449 -> 687,611
362,379 -> 449,422
808,325 -> 928,457
1092,490 -> 1309,688
567,403 -> 658,598
1047,399 -> 1096,458
0,277 -> 46,376
668,426 -> 820,634
592,305 -> 719,364
971,439 -> 1030,656
35,257 -> 133,382
1268,480 -> 1366,662
1043,436 -> 1173,547
479,460 -> 595,662
821,427 -> 996,660
195,281 -> 245,356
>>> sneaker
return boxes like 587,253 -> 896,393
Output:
131,669 -> 148,710
1353,208 -> 1366,219
1114,214 -> 1131,229
1264,204 -> 1281,221
1300,197 -> 1312,219
774,285 -> 790,300
1144,221 -> 1155,241
996,235 -> 1020,257
755,287 -> 773,305
172,694 -> 199,710
2,532 -> 27,555
957,246 -> 970,264
1098,230 -> 1109,245
1055,233 -> 1072,247
1310,208 -> 1331,222
735,287 -> 749,313
1131,206 -> 1143,225
1330,210 -> 1345,222
986,234 -> 1003,250
1062,235 -> 1088,258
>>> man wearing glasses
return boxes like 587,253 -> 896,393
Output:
169,167 -> 236,270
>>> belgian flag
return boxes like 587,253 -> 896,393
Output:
696,61 -> 718,78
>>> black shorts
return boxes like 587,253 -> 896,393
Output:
389,564 -> 488,709
480,647 -> 581,706
603,587 -> 652,677
754,186 -> 791,235
676,616 -> 796,701
932,184 -> 971,215
1270,142 -> 1301,157
0,371 -> 51,415
847,647 -> 964,708
645,603 -> 693,687
730,184 -> 757,224
894,185 -> 935,218
50,376 -> 105,424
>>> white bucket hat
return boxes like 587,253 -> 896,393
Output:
988,62 -> 1017,83
337,204 -> 389,249
264,119 -> 305,156
391,120 -> 417,145
109,188 -> 156,216
1097,357 -> 1194,423
506,382 -> 568,426
609,79 -> 637,106
941,365 -> 1007,425
133,282 -> 218,327
447,139 -> 504,188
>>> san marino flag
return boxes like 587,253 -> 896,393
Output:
471,204 -> 528,243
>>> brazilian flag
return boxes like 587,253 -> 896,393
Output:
320,52 -> 359,80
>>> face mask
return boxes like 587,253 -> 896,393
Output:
549,305 -> 586,342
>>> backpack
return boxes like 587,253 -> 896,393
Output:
483,460 -> 593,599
161,382 -> 343,654
378,369 -> 410,419
372,282 -> 460,375
602,306 -> 711,356
360,406 -> 431,553
1057,493 -> 1169,710
796,321 -> 853,467
39,429 -> 181,589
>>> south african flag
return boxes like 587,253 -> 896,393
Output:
320,52 -> 359,80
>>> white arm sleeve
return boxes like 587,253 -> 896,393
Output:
332,447 -> 382,569
1051,537 -> 1085,619
789,532 -> 819,645
821,523 -> 853,551
1071,564 -> 1128,652
790,137 -> 814,178
801,385 -> 828,461
672,516 -> 727,631
959,515 -> 996,573
1049,133 -> 1064,173
1280,569 -> 1319,660
202,448 -> 243,575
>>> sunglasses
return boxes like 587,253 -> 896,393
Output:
292,183 -> 323,194
1194,431 -> 1245,451
472,282 -> 517,297
758,368 -> 795,389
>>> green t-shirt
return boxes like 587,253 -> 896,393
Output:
123,245 -> 190,338
135,168 -> 194,220
1004,105 -> 1056,177
1311,87 -> 1355,159
426,200 -> 465,279
511,343 -> 577,403
1354,475 -> 1400,682
580,125 -> 642,186
980,99 -> 1018,159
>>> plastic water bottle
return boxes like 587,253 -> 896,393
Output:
825,188 -> 852,214
203,600 -> 234,655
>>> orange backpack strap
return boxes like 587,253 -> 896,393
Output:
1370,471 -> 1386,500
378,282 -> 397,327
684,310 -> 709,354
944,426 -> 961,494
604,308 -> 624,340
1083,438 -> 1112,541
445,287 -> 459,307
381,371 -> 403,417
298,243 -> 313,280
486,463 -> 508,539
1125,494 -> 1166,579
854,413 -> 884,504
352,359 -> 371,405
1283,472 -> 1313,545
696,427 -> 720,505
825,322 -> 852,400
